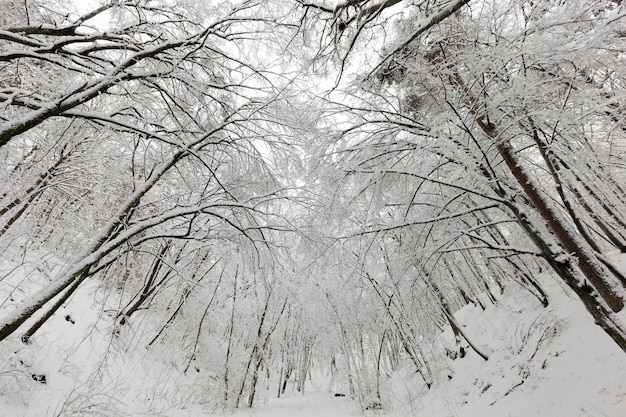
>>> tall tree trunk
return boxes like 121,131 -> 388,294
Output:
375,329 -> 386,400
442,70 -> 626,351
504,199 -> 626,353
441,60 -> 625,313
493,134 -> 624,312
224,268 -> 238,407
237,294 -> 271,408
552,153 -> 626,252
527,121 -> 604,254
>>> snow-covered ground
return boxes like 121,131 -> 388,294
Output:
1,250 -> 626,416
169,392 -> 355,417
384,276 -> 626,417
194,270 -> 626,417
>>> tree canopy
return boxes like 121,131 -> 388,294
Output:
0,0 -> 625,412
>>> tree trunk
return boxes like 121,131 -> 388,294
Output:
362,274 -> 433,387
224,269 -> 238,407
118,243 -> 170,326
439,57 -> 625,313
504,198 -> 626,353
184,263 -> 225,374
21,266 -> 91,343
492,134 -> 624,312
431,281 -> 489,361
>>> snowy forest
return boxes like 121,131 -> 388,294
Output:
0,0 -> 625,415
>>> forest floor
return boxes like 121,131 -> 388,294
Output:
164,257 -> 626,417
169,392 -> 355,417
1,251 -> 626,416
172,255 -> 626,417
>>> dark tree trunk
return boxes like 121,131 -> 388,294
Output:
492,135 -> 623,312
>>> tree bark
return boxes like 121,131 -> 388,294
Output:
442,60 -> 624,313
493,134 -> 623,312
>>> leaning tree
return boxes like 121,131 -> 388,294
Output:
0,0 -> 301,356
297,0 -> 626,351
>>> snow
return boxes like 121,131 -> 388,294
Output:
168,393 -> 356,417
1,247 -> 626,416
409,283 -> 626,417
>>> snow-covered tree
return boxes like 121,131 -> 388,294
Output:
297,0 -> 626,352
